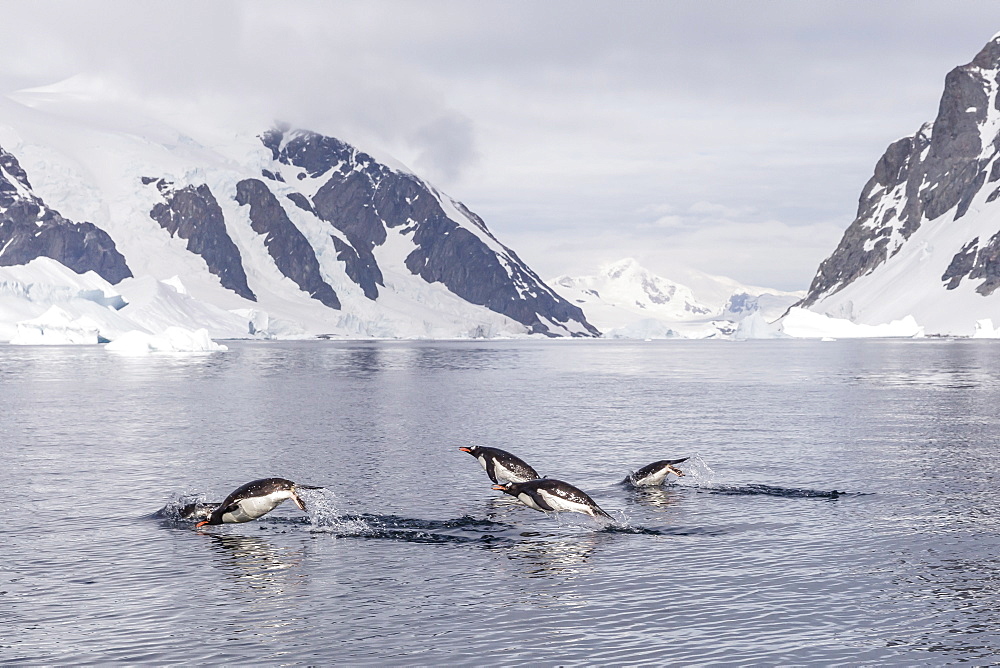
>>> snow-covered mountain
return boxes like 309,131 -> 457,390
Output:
798,33 -> 1000,336
550,258 -> 802,338
0,88 -> 598,344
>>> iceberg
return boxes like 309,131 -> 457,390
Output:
105,327 -> 228,354
779,308 -> 924,339
971,319 -> 1000,338
734,312 -> 787,340
11,305 -> 102,345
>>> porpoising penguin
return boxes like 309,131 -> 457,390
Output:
493,478 -> 614,521
623,457 -> 689,487
459,445 -> 540,484
195,477 -> 319,527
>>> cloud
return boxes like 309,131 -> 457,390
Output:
3,0 -> 1000,290
410,113 -> 479,184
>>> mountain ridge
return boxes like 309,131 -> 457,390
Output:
798,33 -> 1000,335
0,93 -> 597,341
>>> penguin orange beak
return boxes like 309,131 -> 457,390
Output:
459,447 -> 472,453
491,484 -> 506,491
195,520 -> 209,528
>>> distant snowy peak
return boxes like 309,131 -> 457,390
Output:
799,34 -> 1000,334
554,258 -> 714,319
551,258 -> 801,338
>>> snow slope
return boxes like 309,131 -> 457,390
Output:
550,258 -> 802,339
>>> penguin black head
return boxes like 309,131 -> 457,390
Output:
459,445 -> 479,456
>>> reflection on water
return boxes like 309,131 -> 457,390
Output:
626,486 -> 683,509
204,533 -> 305,593
843,341 -> 1000,391
497,531 -> 603,580
231,340 -> 527,377
201,532 -> 308,654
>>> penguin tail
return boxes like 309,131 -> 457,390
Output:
295,484 -> 324,490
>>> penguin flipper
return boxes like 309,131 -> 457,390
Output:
484,459 -> 499,484
220,502 -> 241,515
529,491 -> 556,512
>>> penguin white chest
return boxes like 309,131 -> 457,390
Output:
536,488 -> 592,514
222,490 -> 293,523
634,469 -> 668,486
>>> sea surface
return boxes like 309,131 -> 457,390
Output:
2,338 -> 1000,665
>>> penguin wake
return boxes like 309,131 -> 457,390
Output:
310,513 -> 518,545
690,483 -> 856,499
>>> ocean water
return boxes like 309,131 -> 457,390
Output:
2,338 -> 1000,665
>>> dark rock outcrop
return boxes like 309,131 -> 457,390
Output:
0,145 -> 132,283
966,232 -> 1000,295
148,180 -> 256,301
942,238 -> 980,290
234,178 -> 340,309
330,236 -> 382,300
800,36 -> 1000,306
262,127 -> 599,336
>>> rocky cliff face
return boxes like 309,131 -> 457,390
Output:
260,127 -> 598,336
147,179 -> 255,301
798,34 -> 1000,334
234,178 -> 342,309
0,146 -> 131,283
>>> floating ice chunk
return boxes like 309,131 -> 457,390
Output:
11,305 -> 101,344
734,312 -> 787,340
780,307 -> 923,338
972,318 -> 1000,338
105,327 -> 228,354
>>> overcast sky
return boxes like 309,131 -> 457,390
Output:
4,1 -> 1000,291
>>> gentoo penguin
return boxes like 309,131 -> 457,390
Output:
195,478 -> 319,527
623,457 -> 689,487
459,445 -> 540,484
493,479 -> 613,521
